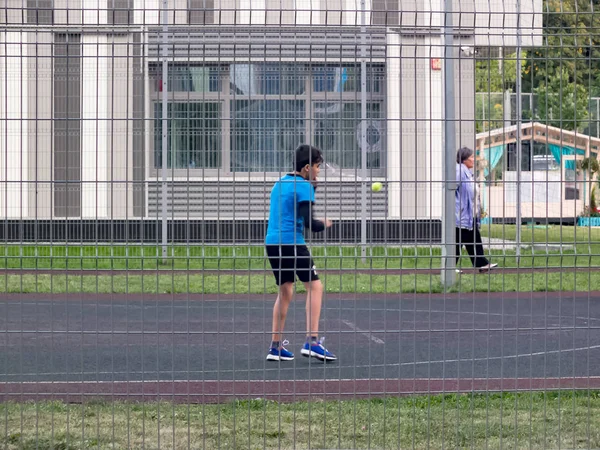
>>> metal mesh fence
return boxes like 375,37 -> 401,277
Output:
0,0 -> 599,448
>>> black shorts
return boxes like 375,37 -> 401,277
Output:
265,245 -> 319,285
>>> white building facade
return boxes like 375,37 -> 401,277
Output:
0,1 -> 542,224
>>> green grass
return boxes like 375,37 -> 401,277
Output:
0,270 -> 596,294
0,225 -> 599,271
2,392 -> 600,449
481,223 -> 600,244
0,225 -> 597,294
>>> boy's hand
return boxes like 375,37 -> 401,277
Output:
319,218 -> 333,228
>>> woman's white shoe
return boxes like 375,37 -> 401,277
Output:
479,263 -> 498,273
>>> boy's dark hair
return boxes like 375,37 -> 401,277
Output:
295,144 -> 323,172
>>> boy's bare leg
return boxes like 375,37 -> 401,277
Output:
303,279 -> 324,338
271,282 -> 294,343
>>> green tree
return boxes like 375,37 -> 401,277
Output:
476,1 -> 600,132
476,52 -> 525,94
523,0 -> 600,95
476,52 -> 526,132
522,0 -> 599,130
534,67 -> 589,131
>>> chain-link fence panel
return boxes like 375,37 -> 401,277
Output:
0,0 -> 599,448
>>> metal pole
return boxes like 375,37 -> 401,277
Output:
161,0 -> 169,263
504,89 -> 511,129
360,0 -> 368,263
515,0 -> 522,262
441,0 -> 457,288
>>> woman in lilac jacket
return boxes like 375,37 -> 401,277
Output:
455,147 -> 498,273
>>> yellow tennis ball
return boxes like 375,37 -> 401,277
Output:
371,182 -> 383,192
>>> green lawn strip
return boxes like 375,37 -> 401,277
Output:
0,226 -> 597,272
0,245 -> 599,271
2,392 -> 600,449
480,224 -> 600,243
0,271 -> 594,294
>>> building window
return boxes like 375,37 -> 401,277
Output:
314,102 -> 383,170
53,33 -> 81,217
188,0 -> 214,25
107,0 -> 133,25
154,102 -> 222,169
372,0 -> 399,26
313,65 -> 385,93
165,65 -> 222,92
151,63 -> 386,174
27,0 -> 53,25
231,63 -> 306,96
231,99 -> 306,172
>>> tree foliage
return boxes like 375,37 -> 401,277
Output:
476,52 -> 525,94
523,0 -> 600,96
522,0 -> 600,130
534,67 -> 590,130
477,0 -> 600,132
475,53 -> 526,132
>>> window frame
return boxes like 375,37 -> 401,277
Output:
27,0 -> 54,25
371,0 -> 399,26
148,63 -> 387,178
188,0 -> 214,25
107,0 -> 134,25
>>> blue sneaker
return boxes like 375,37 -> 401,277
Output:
301,337 -> 337,361
266,340 -> 294,361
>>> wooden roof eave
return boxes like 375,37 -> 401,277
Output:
476,122 -> 600,155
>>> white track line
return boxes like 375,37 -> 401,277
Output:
341,320 -> 386,344
400,343 -> 600,367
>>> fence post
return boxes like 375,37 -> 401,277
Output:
515,0 -> 523,262
360,0 -> 368,263
441,0 -> 457,289
161,0 -> 169,263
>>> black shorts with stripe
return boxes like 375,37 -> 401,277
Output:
265,245 -> 319,285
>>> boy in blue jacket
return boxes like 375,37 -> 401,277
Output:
265,144 -> 336,362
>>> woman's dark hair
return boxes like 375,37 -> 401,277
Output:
456,147 -> 474,164
295,144 -> 323,172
